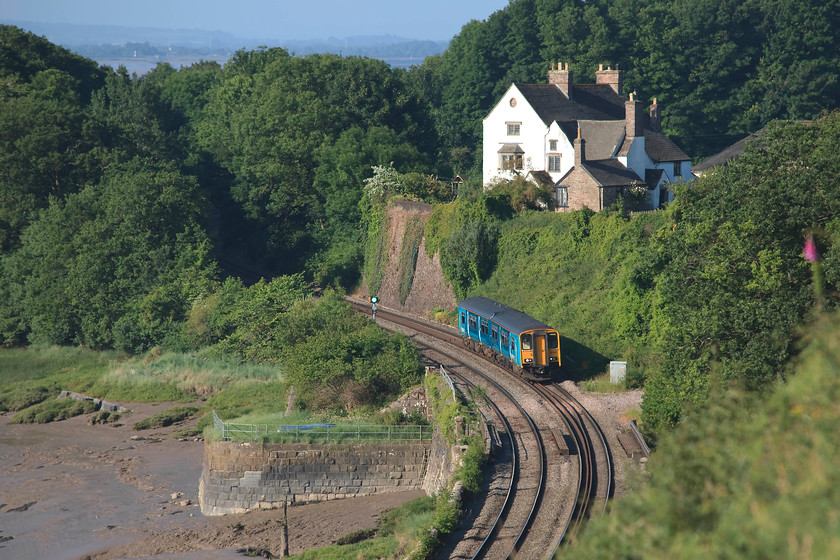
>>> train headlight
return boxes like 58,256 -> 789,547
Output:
549,357 -> 558,361
524,358 -> 532,363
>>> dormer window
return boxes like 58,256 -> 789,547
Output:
506,122 -> 521,136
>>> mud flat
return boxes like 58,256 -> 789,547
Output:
0,403 -> 422,559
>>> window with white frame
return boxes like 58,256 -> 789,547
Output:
547,154 -> 561,172
506,122 -> 521,136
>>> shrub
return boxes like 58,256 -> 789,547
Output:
10,397 -> 98,424
0,385 -> 51,412
133,406 -> 199,430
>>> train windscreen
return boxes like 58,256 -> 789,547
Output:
521,333 -> 532,350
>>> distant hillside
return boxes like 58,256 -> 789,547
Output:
1,20 -> 447,69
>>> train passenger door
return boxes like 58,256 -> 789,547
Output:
533,332 -> 547,366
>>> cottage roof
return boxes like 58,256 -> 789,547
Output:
555,159 -> 644,188
576,120 -> 626,159
692,130 -> 767,173
644,129 -> 689,162
583,159 -> 645,187
515,83 -> 624,125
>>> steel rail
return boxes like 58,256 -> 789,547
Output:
355,301 -> 546,560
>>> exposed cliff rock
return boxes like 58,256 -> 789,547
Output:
362,200 -> 456,315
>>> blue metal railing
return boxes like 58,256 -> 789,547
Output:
212,411 -> 431,443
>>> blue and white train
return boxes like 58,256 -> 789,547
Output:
457,297 -> 561,381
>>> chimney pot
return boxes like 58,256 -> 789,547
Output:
595,64 -> 623,94
548,62 -> 573,99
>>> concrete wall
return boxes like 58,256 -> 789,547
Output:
199,440 -> 437,516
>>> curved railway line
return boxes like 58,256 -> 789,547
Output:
349,299 -> 615,558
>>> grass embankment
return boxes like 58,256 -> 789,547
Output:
477,209 -> 670,381
0,345 -> 283,427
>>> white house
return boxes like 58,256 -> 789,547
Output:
482,63 -> 691,211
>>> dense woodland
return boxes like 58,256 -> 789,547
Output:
2,1 -> 840,556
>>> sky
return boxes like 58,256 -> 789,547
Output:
0,0 -> 512,42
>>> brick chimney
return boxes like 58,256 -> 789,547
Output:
595,64 -> 622,94
548,62 -> 573,99
574,125 -> 585,167
649,97 -> 661,132
625,92 -> 644,137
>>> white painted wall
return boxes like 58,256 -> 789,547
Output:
483,84 -> 550,186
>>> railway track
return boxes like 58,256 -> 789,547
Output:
349,299 -> 613,558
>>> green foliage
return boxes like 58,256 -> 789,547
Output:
424,372 -> 464,444
643,115 -> 840,434
398,216 -> 426,305
440,220 -> 500,299
431,489 -> 461,534
207,289 -> 421,413
0,385 -> 51,413
1,159 -> 218,350
569,311 -> 840,558
133,406 -> 199,430
310,126 -> 424,288
454,436 -> 485,494
0,346 -> 117,407
484,176 -> 554,216
419,0 -> 840,166
198,381 -> 287,431
195,49 -> 435,272
362,201 -> 389,296
10,397 -> 98,424
184,274 -> 310,350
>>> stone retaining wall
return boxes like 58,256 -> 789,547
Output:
199,441 -> 434,515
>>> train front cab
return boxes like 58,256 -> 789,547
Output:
519,329 -> 561,380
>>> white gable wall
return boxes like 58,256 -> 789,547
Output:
546,121 -> 575,181
483,85 -> 550,186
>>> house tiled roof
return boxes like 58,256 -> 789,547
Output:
577,120 -> 626,159
497,143 -> 525,153
516,82 -> 687,165
692,129 -> 770,172
516,83 -> 624,125
644,130 -> 689,162
583,159 -> 644,187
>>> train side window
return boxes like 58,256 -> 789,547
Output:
521,333 -> 532,351
460,312 -> 465,325
501,331 -> 508,346
510,338 -> 516,352
491,326 -> 498,340
547,332 -> 559,349
469,315 -> 477,330
480,320 -> 488,335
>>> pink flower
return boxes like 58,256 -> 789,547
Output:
804,236 -> 819,262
